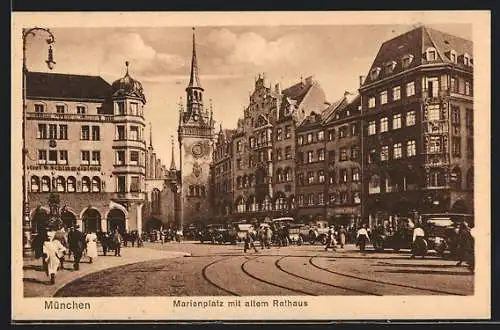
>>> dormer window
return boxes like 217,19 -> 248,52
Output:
384,61 -> 397,74
448,50 -> 457,63
425,47 -> 437,61
370,67 -> 381,80
401,54 -> 414,69
464,53 -> 472,66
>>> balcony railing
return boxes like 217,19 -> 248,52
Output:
112,191 -> 146,200
27,112 -> 114,122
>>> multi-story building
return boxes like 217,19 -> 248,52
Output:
178,29 -> 216,226
359,26 -> 474,227
231,75 -> 326,221
295,111 -> 327,222
323,92 -> 362,227
26,62 -> 156,234
294,92 -> 362,226
211,126 -> 236,221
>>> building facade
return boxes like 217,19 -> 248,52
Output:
230,75 -> 327,221
359,26 -> 474,227
26,63 -> 154,234
211,127 -> 236,221
178,29 -> 216,226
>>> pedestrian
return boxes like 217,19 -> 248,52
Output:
85,230 -> 98,264
263,226 -> 272,249
338,225 -> 347,249
113,229 -> 123,257
410,224 -> 427,259
456,222 -> 474,270
68,225 -> 85,270
244,228 -> 258,253
325,227 -> 336,251
42,229 -> 67,285
356,224 -> 370,251
53,227 -> 68,270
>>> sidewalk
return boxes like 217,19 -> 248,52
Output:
23,245 -> 190,297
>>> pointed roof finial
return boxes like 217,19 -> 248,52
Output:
170,135 -> 177,170
187,27 -> 202,89
125,61 -> 130,75
149,122 -> 153,148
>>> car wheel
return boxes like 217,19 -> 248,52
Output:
309,232 -> 317,245
373,238 -> 384,252
320,235 -> 327,245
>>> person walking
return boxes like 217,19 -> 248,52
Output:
325,227 -> 336,251
85,230 -> 98,264
113,229 -> 123,257
43,229 -> 67,284
338,225 -> 347,249
68,225 -> 85,270
410,224 -> 427,259
53,227 -> 68,270
356,225 -> 370,251
456,222 -> 474,270
244,228 -> 258,253
263,226 -> 272,249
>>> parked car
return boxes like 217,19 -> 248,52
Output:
235,223 -> 255,242
287,222 -> 306,245
198,224 -> 223,244
298,220 -> 330,245
372,218 -> 414,252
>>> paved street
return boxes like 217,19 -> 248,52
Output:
52,241 -> 473,297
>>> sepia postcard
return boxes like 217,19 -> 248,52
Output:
11,10 -> 491,321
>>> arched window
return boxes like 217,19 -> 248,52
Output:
236,176 -> 242,188
92,176 -> 101,192
285,168 -> 292,182
151,188 -> 161,214
56,176 -> 66,192
275,194 -> 287,210
82,176 -> 91,192
31,176 -> 40,192
425,47 -> 437,61
189,185 -> 194,196
237,197 -> 246,213
369,175 -> 380,194
289,195 -> 296,209
195,185 -> 200,197
67,176 -> 76,192
41,176 -> 51,192
264,196 -> 272,211
249,196 -> 257,212
242,175 -> 248,188
276,168 -> 283,183
201,185 -> 206,197
450,167 -> 462,190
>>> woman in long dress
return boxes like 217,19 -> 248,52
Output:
85,231 -> 98,263
43,230 -> 67,285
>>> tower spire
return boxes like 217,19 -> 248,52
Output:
149,122 -> 153,148
170,135 -> 177,170
188,27 -> 202,89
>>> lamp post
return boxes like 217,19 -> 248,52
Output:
22,27 -> 56,257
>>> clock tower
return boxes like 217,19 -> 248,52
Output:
178,28 -> 215,227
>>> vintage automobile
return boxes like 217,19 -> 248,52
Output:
198,224 -> 223,244
235,223 -> 255,243
287,222 -> 306,245
372,218 -> 415,252
297,220 -> 330,245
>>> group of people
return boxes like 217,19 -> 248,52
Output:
33,225 -> 125,285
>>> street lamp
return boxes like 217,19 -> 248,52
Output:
22,27 -> 56,257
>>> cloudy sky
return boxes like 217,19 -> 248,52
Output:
24,24 -> 471,166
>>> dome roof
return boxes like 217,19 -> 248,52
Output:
111,61 -> 146,103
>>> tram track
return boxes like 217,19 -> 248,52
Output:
274,256 -> 381,296
201,256 -> 240,296
309,256 -> 466,296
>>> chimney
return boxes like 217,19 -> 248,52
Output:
359,75 -> 365,87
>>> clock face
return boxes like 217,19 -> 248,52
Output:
191,143 -> 204,158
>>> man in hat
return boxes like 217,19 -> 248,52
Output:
68,224 -> 85,270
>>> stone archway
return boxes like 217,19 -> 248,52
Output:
60,210 -> 77,230
107,208 -> 126,234
31,207 -> 49,234
82,208 -> 101,233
